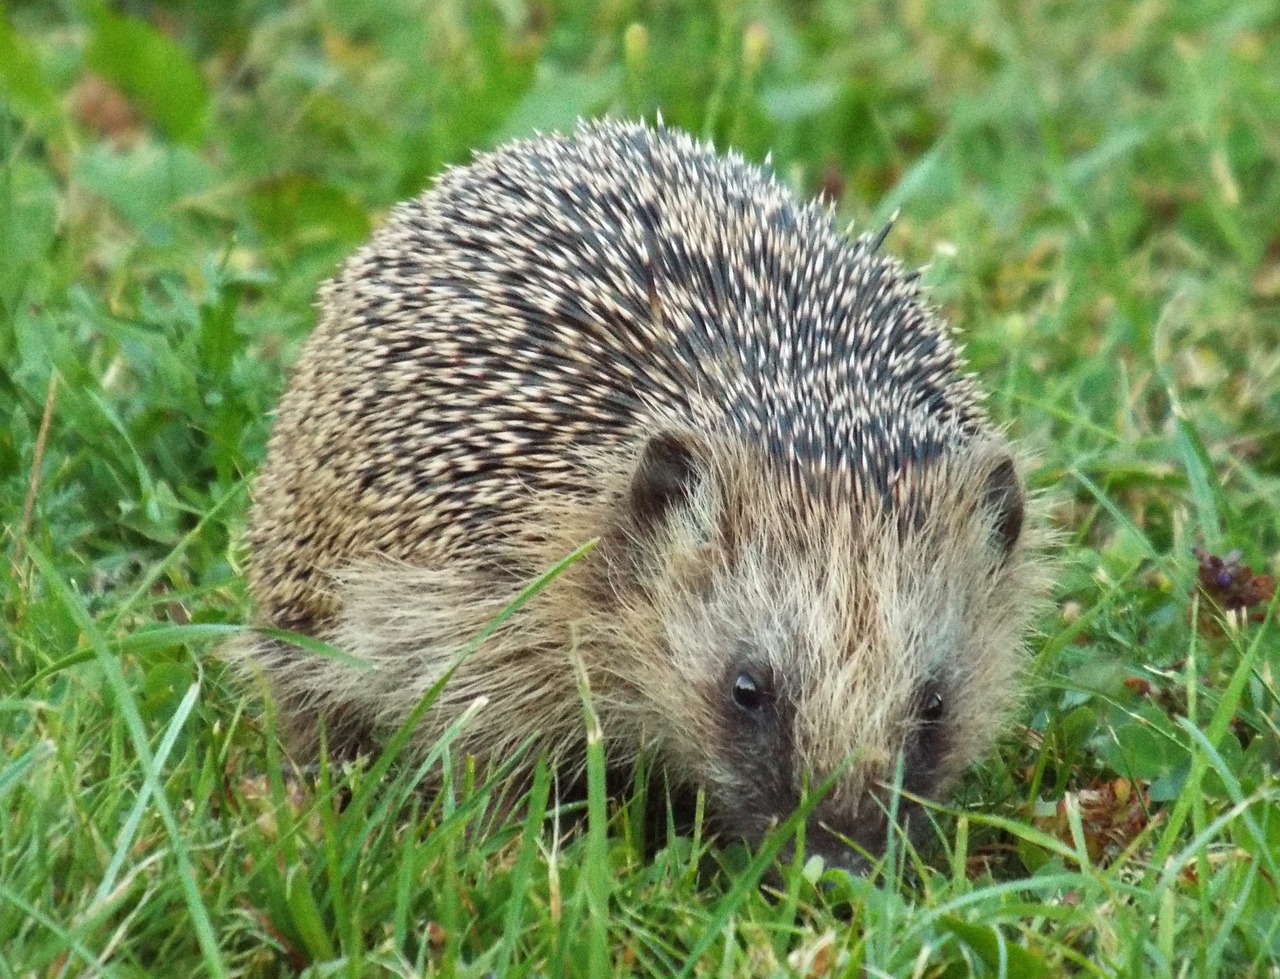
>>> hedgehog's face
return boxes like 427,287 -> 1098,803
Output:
611,430 -> 1041,872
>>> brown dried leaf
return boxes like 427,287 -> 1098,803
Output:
787,929 -> 839,977
69,73 -> 142,144
1122,676 -> 1153,698
1254,239 -> 1280,299
1193,547 -> 1276,625
424,921 -> 446,950
1035,778 -> 1151,864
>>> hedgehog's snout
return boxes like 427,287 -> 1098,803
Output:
765,776 -> 932,874
707,673 -> 946,871
743,788 -> 900,875
805,817 -> 883,875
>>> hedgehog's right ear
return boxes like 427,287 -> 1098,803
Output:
628,431 -> 706,532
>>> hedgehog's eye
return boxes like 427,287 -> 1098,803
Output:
920,689 -> 945,725
731,672 -> 766,712
914,679 -> 946,726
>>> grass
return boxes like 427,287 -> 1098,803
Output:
3,0 -> 1279,974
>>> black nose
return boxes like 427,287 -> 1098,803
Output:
802,816 -> 886,876
812,846 -> 870,881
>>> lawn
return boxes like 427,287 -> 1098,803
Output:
3,0 -> 1279,975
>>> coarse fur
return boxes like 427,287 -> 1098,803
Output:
233,119 -> 1050,868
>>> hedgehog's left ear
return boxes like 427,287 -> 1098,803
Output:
629,431 -> 706,532
982,457 -> 1024,558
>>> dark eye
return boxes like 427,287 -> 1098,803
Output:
732,672 -> 766,712
919,689 -> 945,724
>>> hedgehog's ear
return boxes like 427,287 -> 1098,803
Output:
982,457 -> 1024,558
629,432 -> 705,531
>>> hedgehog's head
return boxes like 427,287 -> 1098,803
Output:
602,427 -> 1043,871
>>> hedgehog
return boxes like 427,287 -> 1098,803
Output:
235,119 -> 1047,870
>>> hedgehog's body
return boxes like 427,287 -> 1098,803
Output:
240,120 -> 1045,866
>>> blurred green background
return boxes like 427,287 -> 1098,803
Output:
3,1 -> 1280,974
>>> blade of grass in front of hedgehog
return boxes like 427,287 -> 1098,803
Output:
490,758 -> 554,976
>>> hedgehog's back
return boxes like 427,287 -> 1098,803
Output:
247,120 -> 984,633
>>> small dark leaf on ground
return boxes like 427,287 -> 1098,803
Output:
1192,547 -> 1275,624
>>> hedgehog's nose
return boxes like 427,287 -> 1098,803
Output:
805,787 -> 935,879
803,812 -> 887,876
809,840 -> 871,879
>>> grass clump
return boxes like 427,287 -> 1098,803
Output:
3,0 -> 1280,975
